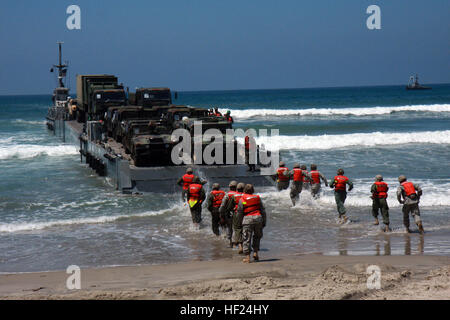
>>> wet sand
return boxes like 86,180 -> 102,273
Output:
1,254 -> 449,300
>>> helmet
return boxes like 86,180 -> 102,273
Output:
212,183 -> 220,190
237,182 -> 245,191
243,184 -> 254,194
398,175 -> 407,183
337,168 -> 344,175
293,163 -> 300,168
186,167 -> 193,174
310,164 -> 317,170
229,180 -> 238,188
279,161 -> 285,167
301,165 -> 307,170
375,174 -> 383,181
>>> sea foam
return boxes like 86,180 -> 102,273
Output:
0,144 -> 78,160
222,104 -> 450,119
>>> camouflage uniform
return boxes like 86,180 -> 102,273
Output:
330,175 -> 353,218
288,169 -> 307,205
187,186 -> 206,224
308,171 -> 328,198
220,191 -> 243,245
371,183 -> 390,225
205,191 -> 224,236
237,196 -> 267,255
218,191 -> 237,243
397,183 -> 422,229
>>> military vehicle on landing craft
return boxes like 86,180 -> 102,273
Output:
74,74 -> 127,122
46,43 -> 274,193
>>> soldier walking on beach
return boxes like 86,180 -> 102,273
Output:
397,175 -> 424,234
300,165 -> 310,191
206,183 -> 226,236
237,184 -> 266,263
219,181 -> 239,248
186,177 -> 206,228
272,161 -> 290,191
289,163 -> 306,206
329,168 -> 353,223
221,182 -> 246,253
308,164 -> 328,199
371,175 -> 390,232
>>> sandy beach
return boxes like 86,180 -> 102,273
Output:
1,254 -> 449,300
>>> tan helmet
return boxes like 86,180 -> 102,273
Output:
237,182 -> 245,192
243,184 -> 254,194
212,183 -> 220,190
229,180 -> 238,188
375,174 -> 383,181
186,167 -> 193,174
279,161 -> 285,167
337,168 -> 344,175
398,175 -> 407,183
301,165 -> 307,170
293,163 -> 300,168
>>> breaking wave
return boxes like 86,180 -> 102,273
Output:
0,144 -> 78,160
251,130 -> 450,150
12,119 -> 46,125
222,104 -> 450,119
0,205 -> 180,233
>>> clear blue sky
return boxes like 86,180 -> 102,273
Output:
0,0 -> 449,94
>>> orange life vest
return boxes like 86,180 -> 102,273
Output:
188,183 -> 203,200
226,115 -> 233,122
233,192 -> 244,212
182,174 -> 194,190
334,175 -> 349,191
292,168 -> 303,182
401,181 -> 417,197
277,167 -> 289,182
214,112 -> 222,117
310,170 -> 321,184
211,190 -> 225,208
242,194 -> 261,216
374,181 -> 388,198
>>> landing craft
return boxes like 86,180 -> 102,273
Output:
47,42 -> 276,193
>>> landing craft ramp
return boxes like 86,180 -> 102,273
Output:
63,120 -> 274,193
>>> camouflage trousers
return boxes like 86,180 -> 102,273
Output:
277,181 -> 290,191
402,203 -> 421,228
232,212 -> 242,244
181,189 -> 188,202
334,191 -> 347,216
372,198 -> 389,225
209,207 -> 221,236
242,215 -> 263,255
189,204 -> 202,224
310,183 -> 321,198
290,181 -> 303,205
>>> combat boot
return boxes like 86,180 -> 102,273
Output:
238,243 -> 243,254
253,252 -> 259,262
242,255 -> 250,263
417,222 -> 425,234
384,224 -> 390,232
374,218 -> 379,225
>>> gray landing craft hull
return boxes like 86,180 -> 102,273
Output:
63,121 -> 274,193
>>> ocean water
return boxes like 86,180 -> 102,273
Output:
0,85 -> 449,272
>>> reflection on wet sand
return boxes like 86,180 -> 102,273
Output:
404,234 -> 425,255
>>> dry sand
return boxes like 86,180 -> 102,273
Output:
1,254 -> 449,300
